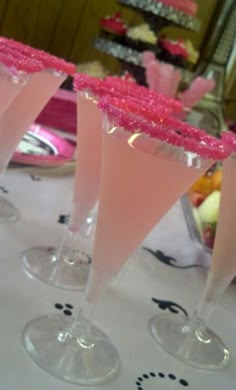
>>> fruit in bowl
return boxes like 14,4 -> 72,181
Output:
187,165 -> 222,250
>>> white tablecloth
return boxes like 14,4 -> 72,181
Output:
1,167 -> 236,390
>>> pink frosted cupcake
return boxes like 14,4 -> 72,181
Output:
158,36 -> 188,67
100,12 -> 128,44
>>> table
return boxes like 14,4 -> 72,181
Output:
1,167 -> 236,389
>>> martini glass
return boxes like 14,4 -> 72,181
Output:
20,73 -> 180,290
21,87 -> 103,290
0,38 -> 75,222
149,134 -> 236,370
0,53 -> 30,117
22,95 -> 231,385
0,48 -> 43,222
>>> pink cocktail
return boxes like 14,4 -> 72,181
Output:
23,94 -> 232,385
90,96 -> 228,277
149,132 -> 236,370
21,76 -> 104,290
0,46 -> 43,222
211,157 -> 236,279
0,37 -> 75,172
21,73 -> 184,290
0,37 -> 75,222
0,52 -> 31,117
70,74 -> 183,233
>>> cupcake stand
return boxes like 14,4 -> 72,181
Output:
94,0 -> 200,85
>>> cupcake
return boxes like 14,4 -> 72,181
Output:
126,23 -> 158,52
158,36 -> 188,67
100,12 -> 128,44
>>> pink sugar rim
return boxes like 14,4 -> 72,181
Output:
104,76 -> 183,113
98,96 -> 233,160
221,131 -> 236,152
0,37 -> 75,75
73,73 -> 109,96
104,96 -> 212,142
73,73 -> 178,115
0,50 -> 43,73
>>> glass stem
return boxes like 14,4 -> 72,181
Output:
55,203 -> 96,264
69,267 -> 111,341
186,271 -> 233,332
176,271 -> 233,359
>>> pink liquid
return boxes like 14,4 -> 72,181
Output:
92,130 -> 211,276
210,157 -> 236,278
69,94 -> 102,231
0,69 -> 26,117
0,70 -> 66,172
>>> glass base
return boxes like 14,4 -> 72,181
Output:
21,246 -> 90,290
23,315 -> 121,385
149,313 -> 230,370
0,196 -> 20,222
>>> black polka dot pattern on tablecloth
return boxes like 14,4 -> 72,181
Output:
58,214 -> 70,225
30,174 -> 42,181
152,297 -> 188,317
143,247 -> 206,269
0,186 -> 8,194
54,302 -> 74,316
135,371 -> 189,388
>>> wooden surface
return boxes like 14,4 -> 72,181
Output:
0,0 -> 142,73
0,0 -> 216,70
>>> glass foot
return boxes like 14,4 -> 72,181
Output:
149,313 -> 230,370
23,315 -> 121,385
21,246 -> 90,290
0,196 -> 20,222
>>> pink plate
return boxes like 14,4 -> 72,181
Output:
12,124 -> 75,166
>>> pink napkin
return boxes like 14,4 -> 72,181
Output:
36,89 -> 77,134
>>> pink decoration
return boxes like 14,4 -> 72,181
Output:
145,60 -> 160,92
170,69 -> 181,97
142,51 -> 156,67
142,56 -> 181,98
156,63 -> 175,96
179,77 -> 215,108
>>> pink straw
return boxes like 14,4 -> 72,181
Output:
180,77 -> 215,108
142,51 -> 156,67
145,60 -> 161,92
